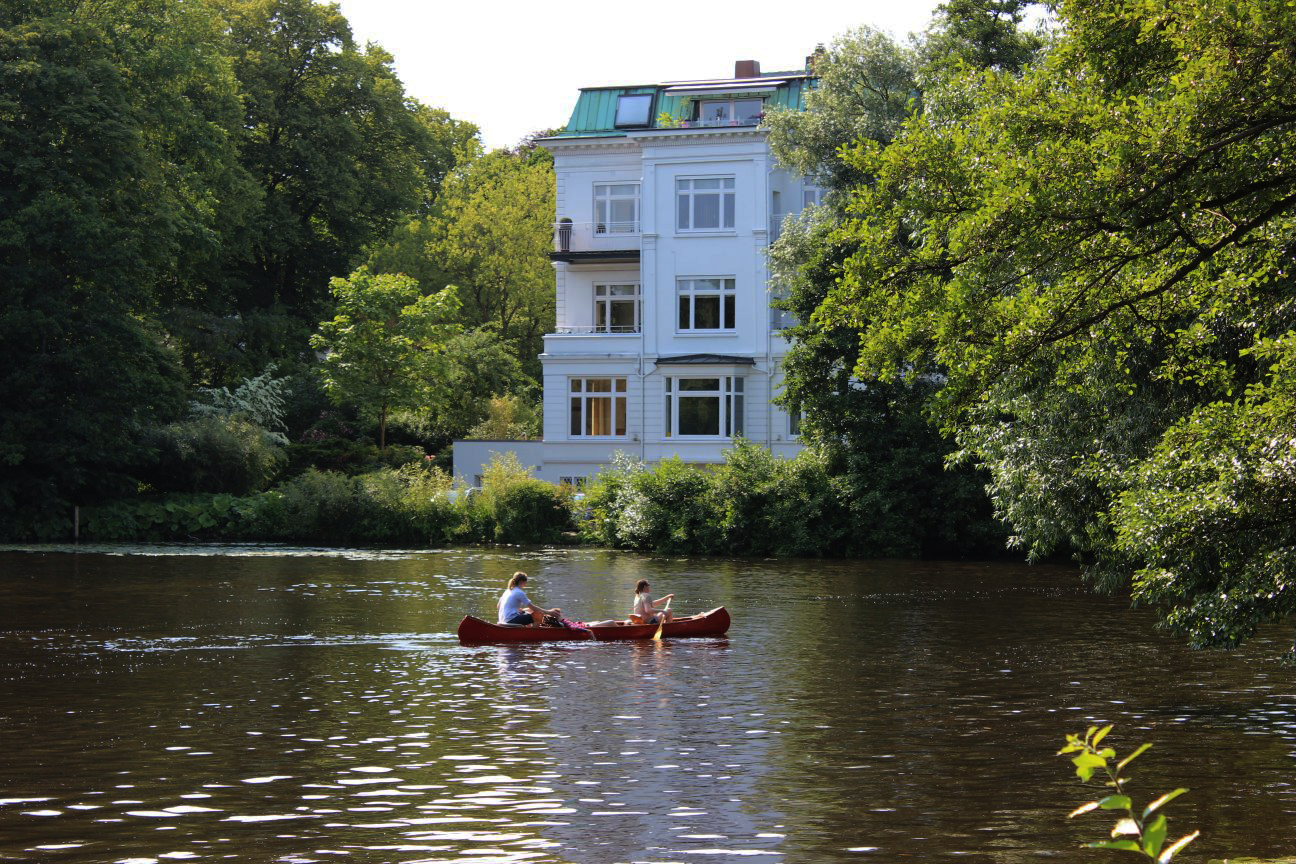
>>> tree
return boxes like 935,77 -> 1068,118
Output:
821,0 -> 1296,647
0,0 -> 245,538
166,0 -> 477,385
764,21 -> 1008,557
764,27 -> 919,193
919,0 -> 1045,80
311,270 -> 460,450
421,149 -> 556,374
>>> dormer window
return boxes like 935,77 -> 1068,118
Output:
614,93 -> 654,128
692,97 -> 764,127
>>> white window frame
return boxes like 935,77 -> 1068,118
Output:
677,277 -> 736,332
676,176 -> 735,232
664,376 -> 744,439
594,183 -> 640,235
594,283 -> 640,333
691,97 -> 765,127
569,377 -> 628,438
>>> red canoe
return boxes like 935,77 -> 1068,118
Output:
457,615 -> 592,643
588,607 -> 731,641
456,606 -> 730,644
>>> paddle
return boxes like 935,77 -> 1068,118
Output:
652,595 -> 672,641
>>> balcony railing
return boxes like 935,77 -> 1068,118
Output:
673,116 -> 764,129
553,325 -> 642,335
553,220 -> 641,253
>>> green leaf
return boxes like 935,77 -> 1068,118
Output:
1072,751 -> 1105,781
1117,742 -> 1152,771
1099,795 -> 1132,810
1092,725 -> 1113,747
1142,813 -> 1167,857
1088,840 -> 1142,852
1143,788 -> 1188,818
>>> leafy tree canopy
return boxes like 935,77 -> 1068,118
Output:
311,270 -> 461,450
821,0 -> 1296,647
418,148 -> 556,375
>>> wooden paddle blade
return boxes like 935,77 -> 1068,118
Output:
652,596 -> 672,641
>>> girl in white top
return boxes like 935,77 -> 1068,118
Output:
632,579 -> 674,625
497,572 -> 560,627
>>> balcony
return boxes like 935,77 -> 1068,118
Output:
550,220 -> 641,264
554,325 -> 641,335
544,325 -> 642,357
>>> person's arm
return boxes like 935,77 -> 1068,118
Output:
652,593 -> 674,608
527,601 -> 560,617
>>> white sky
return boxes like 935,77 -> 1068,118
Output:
336,0 -> 943,151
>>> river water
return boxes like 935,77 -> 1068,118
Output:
0,545 -> 1293,863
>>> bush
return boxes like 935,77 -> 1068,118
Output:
601,455 -> 719,554
83,457 -> 570,548
468,452 -> 571,544
251,465 -> 455,545
140,415 -> 285,495
251,469 -> 377,543
83,494 -> 254,541
466,394 -> 541,440
579,442 -> 922,557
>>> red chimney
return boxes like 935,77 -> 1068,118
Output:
735,60 -> 760,79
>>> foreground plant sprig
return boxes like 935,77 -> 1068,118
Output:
1059,726 -> 1199,862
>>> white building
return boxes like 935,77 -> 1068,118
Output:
454,59 -> 817,487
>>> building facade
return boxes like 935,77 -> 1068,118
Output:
454,59 -> 817,487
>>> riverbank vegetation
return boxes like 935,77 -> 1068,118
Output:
81,452 -> 570,547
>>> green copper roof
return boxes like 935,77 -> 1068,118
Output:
553,73 -> 813,138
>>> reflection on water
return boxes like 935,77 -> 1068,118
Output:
1,547 -> 1294,863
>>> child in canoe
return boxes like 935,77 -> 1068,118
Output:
631,580 -> 674,625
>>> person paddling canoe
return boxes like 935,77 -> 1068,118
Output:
497,572 -> 560,627
631,579 -> 674,625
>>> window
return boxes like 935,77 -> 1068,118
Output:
677,177 -> 735,231
569,377 -> 627,437
789,408 -> 802,437
594,283 -> 640,333
614,93 -> 653,128
692,97 -> 764,126
558,476 -> 587,490
665,376 -> 744,438
678,278 -> 736,331
770,285 -> 797,330
802,185 -> 823,210
594,183 -> 639,234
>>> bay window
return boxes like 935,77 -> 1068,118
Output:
664,376 -> 744,438
570,377 -> 627,437
676,177 -> 735,231
678,278 -> 736,331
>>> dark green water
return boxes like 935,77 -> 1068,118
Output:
0,545 -> 1293,863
